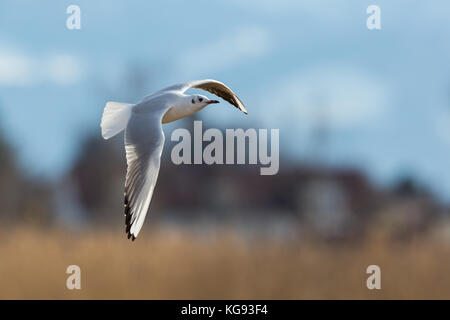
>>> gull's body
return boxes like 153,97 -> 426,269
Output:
100,79 -> 247,240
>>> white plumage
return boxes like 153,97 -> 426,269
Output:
101,102 -> 133,140
100,79 -> 247,240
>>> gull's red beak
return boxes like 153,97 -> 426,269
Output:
206,100 -> 219,105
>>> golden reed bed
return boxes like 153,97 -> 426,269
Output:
0,226 -> 449,299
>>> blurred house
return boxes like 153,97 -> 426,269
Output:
54,130 -> 397,240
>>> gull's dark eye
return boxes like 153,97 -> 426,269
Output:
199,97 -> 203,102
191,98 -> 195,104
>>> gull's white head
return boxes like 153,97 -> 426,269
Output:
189,94 -> 219,108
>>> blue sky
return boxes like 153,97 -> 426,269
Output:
1,1 -> 450,200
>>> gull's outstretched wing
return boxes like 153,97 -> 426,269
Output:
124,106 -> 166,241
160,79 -> 247,114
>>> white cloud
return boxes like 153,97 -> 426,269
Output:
46,54 -> 83,86
177,26 -> 270,77
0,49 -> 33,86
0,46 -> 84,87
258,65 -> 389,130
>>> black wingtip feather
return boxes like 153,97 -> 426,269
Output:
124,193 -> 136,241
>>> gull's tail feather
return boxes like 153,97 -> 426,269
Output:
101,101 -> 133,139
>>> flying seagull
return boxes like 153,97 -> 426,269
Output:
100,79 -> 247,241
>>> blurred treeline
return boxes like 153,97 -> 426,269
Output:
1,67 -> 449,243
0,123 -> 53,225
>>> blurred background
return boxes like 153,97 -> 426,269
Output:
1,0 -> 450,299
